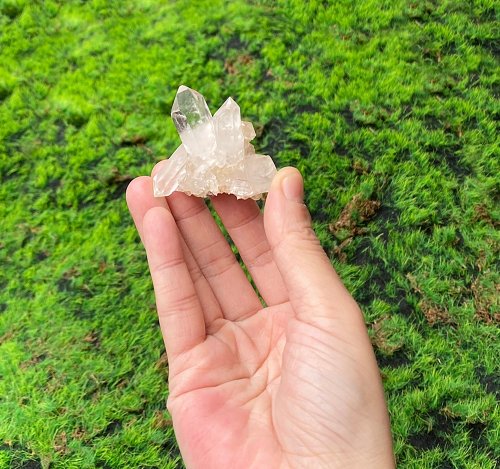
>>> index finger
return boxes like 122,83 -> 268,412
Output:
142,206 -> 206,357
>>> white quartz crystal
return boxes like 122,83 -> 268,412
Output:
153,86 -> 277,199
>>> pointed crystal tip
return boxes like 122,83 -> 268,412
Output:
172,86 -> 212,128
171,85 -> 216,156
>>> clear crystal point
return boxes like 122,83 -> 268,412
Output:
241,121 -> 256,141
153,145 -> 187,197
154,86 -> 277,199
171,85 -> 216,157
213,97 -> 244,164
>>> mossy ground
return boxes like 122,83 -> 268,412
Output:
0,0 -> 498,467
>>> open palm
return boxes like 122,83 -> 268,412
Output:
127,167 -> 394,469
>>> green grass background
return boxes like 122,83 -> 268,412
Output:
1,0 -> 499,467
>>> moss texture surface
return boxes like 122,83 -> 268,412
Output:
0,0 -> 499,467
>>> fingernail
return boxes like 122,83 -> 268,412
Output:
282,173 -> 303,203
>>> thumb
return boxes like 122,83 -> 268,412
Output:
264,167 -> 361,329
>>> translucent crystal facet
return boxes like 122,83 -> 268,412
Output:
171,85 -> 216,158
154,86 -> 277,199
213,97 -> 244,164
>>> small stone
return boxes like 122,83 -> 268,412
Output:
153,86 -> 277,199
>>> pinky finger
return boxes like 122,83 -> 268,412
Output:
142,206 -> 206,357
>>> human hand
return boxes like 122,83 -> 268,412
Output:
126,166 -> 394,469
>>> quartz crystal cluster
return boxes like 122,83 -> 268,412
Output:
153,86 -> 277,199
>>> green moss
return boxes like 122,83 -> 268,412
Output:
0,0 -> 498,467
